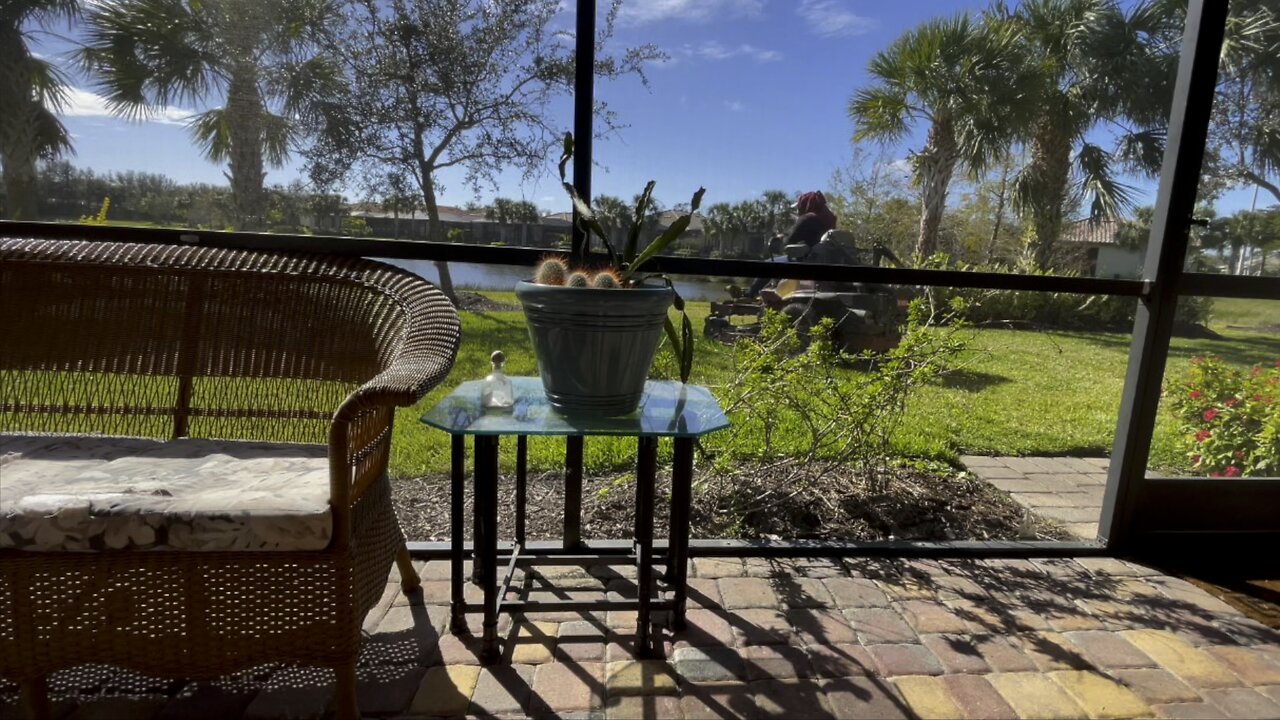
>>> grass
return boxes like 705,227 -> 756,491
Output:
389,294 -> 1280,478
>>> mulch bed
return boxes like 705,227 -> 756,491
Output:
390,458 -> 1071,543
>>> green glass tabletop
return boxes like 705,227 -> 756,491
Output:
420,377 -> 730,438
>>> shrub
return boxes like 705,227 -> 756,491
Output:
1165,355 -> 1280,477
926,257 -> 1212,331
79,197 -> 111,225
341,216 -> 372,237
710,298 -> 968,485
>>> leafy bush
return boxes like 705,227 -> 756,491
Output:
926,256 -> 1212,331
710,298 -> 969,486
1165,355 -> 1280,477
78,197 -> 111,225
341,216 -> 372,237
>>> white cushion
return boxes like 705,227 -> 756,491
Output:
0,435 -> 332,552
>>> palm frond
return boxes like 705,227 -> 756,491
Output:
32,104 -> 74,160
27,56 -> 72,111
79,0 -> 220,118
1115,129 -> 1166,175
186,108 -> 232,163
849,87 -> 912,143
1075,142 -> 1137,220
260,111 -> 297,167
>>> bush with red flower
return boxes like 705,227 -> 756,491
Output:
1166,355 -> 1279,477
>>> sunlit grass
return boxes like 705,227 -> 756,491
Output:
388,295 -> 1279,478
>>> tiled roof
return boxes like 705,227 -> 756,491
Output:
1060,219 -> 1123,246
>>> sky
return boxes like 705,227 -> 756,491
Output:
38,0 -> 1264,217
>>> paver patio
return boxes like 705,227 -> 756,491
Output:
2,555 -> 1277,719
961,456 -> 1113,540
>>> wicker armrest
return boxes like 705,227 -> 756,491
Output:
329,283 -> 460,520
337,299 -> 461,419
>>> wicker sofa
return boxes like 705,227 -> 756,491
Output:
0,238 -> 460,720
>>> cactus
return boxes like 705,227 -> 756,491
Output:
592,270 -> 621,289
566,271 -> 590,287
534,257 -> 569,286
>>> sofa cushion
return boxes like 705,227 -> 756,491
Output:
1,435 -> 332,552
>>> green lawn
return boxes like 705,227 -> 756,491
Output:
388,295 -> 1280,478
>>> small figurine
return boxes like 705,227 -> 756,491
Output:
481,350 -> 514,410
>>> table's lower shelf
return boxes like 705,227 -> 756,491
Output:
448,433 -> 694,664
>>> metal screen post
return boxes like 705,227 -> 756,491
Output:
1099,0 -> 1228,550
571,0 -> 596,259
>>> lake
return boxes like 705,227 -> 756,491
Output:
381,259 -> 732,301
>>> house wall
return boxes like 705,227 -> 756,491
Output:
1095,246 -> 1143,278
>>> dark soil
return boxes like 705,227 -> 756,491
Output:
390,459 -> 1071,543
454,291 -> 519,313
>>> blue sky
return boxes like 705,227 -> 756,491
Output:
42,0 -> 1262,216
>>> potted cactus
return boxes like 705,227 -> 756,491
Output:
515,134 -> 704,416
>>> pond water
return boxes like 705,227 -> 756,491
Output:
381,259 -> 731,301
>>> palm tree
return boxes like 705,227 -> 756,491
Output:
79,0 -> 341,229
1003,0 -> 1173,270
759,189 -> 794,237
703,202 -> 734,258
849,14 -> 1027,262
1,0 -> 78,220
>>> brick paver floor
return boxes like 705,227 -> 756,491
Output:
3,555 -> 1277,719
961,456 -> 1112,540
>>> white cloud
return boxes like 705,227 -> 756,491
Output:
725,100 -> 745,112
59,87 -> 193,126
690,41 -> 781,63
797,0 -> 877,38
619,0 -> 764,25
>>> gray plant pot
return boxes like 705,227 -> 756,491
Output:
515,280 -> 674,416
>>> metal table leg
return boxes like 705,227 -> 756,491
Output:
635,436 -> 659,657
564,436 -> 584,549
669,438 -> 694,630
475,435 -> 501,663
450,434 -> 467,633
516,435 -> 528,546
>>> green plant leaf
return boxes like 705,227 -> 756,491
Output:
622,187 -> 705,280
663,315 -> 682,363
679,307 -> 695,383
625,180 -> 656,265
558,132 -> 617,265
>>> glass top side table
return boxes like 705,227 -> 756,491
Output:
421,378 -> 729,662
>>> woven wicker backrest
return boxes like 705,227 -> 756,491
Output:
0,238 -> 451,444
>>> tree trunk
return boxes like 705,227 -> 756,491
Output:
1023,117 -> 1073,271
0,28 -> 42,221
225,66 -> 267,230
914,118 -> 958,263
1228,241 -> 1242,275
420,175 -> 458,303
987,163 -> 1010,265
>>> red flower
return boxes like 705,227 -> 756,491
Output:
1195,430 -> 1211,443
1210,471 -> 1222,478
1253,395 -> 1263,402
1191,454 -> 1201,465
1190,390 -> 1202,400
1225,466 -> 1241,477
1225,397 -> 1238,407
1203,408 -> 1219,422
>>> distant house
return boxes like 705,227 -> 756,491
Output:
350,205 -> 571,248
1059,219 -> 1143,278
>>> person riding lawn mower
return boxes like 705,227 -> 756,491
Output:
705,206 -> 909,353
